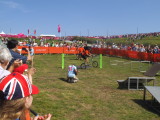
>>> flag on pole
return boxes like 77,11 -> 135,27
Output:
34,29 -> 36,35
58,25 -> 61,33
28,29 -> 30,34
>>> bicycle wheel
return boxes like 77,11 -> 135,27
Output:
92,61 -> 98,68
80,63 -> 86,69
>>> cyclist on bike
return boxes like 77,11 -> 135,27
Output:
81,47 -> 92,65
77,46 -> 85,60
67,64 -> 79,83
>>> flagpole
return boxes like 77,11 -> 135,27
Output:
28,29 -> 30,37
10,28 -> 11,34
58,25 -> 64,69
59,32 -> 61,40
34,29 -> 36,38
58,25 -> 61,40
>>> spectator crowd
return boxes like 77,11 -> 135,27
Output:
1,31 -> 160,54
0,39 -> 52,119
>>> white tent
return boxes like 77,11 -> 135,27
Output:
40,34 -> 56,37
64,40 -> 73,43
0,31 -> 5,34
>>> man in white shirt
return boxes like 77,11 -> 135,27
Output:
67,64 -> 78,83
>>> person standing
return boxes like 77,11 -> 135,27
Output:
29,46 -> 34,67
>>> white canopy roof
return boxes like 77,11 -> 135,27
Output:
0,31 -> 5,34
64,40 -> 73,43
40,34 -> 56,37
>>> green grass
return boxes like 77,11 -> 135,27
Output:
31,54 -> 160,120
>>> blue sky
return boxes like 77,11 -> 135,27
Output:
0,0 -> 160,36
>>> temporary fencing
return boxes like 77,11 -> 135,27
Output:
18,46 -> 78,54
91,48 -> 160,62
18,46 -> 160,62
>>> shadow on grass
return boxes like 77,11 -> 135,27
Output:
132,99 -> 160,116
59,78 -> 67,82
117,83 -> 144,90
59,77 -> 78,84
59,78 -> 72,84
69,58 -> 78,60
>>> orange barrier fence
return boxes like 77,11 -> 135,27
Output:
18,46 -> 160,62
91,48 -> 160,62
18,46 -> 78,54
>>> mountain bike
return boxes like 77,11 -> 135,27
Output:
80,55 -> 98,69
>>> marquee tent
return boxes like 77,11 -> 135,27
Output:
40,34 -> 56,37
0,31 -> 5,34
17,33 -> 27,38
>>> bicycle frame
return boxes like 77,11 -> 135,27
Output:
80,54 -> 98,69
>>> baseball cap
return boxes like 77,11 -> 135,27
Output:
13,64 -> 28,74
0,72 -> 39,100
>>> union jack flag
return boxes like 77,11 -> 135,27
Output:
0,72 -> 32,100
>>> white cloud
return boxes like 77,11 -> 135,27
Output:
0,1 -> 30,13
0,1 -> 19,9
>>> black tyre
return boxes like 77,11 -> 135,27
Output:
92,61 -> 98,67
80,63 -> 86,69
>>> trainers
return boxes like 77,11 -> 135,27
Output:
74,80 -> 78,83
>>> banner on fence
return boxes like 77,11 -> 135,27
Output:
18,46 -> 160,62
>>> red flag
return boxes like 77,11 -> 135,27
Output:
58,25 -> 61,33
34,29 -> 36,34
28,29 -> 30,34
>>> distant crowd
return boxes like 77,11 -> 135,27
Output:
1,33 -> 160,54
102,43 -> 160,54
87,31 -> 160,40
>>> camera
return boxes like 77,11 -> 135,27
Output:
22,47 -> 27,52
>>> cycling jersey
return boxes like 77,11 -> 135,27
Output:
78,47 -> 85,54
82,50 -> 90,56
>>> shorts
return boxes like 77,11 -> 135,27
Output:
81,55 -> 88,60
